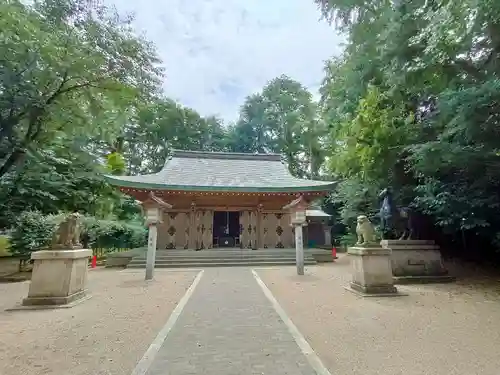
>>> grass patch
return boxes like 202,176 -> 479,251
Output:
0,235 -> 11,256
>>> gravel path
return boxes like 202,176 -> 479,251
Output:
256,256 -> 500,375
0,268 -> 198,375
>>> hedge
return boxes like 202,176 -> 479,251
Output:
81,217 -> 147,255
9,211 -> 147,260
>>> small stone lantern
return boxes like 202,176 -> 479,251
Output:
291,210 -> 307,226
145,206 -> 162,226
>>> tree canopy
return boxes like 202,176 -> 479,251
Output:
3,0 -> 500,260
0,0 -> 324,229
315,0 -> 500,256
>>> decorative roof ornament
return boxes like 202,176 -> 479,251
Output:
141,192 -> 172,209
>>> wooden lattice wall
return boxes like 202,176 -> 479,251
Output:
195,210 -> 213,250
158,211 -> 190,249
239,211 -> 253,249
260,212 -> 293,248
158,209 -> 293,250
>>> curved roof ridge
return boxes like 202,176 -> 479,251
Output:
170,149 -> 282,162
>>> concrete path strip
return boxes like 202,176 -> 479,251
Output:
252,269 -> 333,375
130,270 -> 204,375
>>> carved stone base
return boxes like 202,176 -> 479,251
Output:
8,293 -> 92,311
10,249 -> 92,310
381,240 -> 455,284
344,282 -> 406,297
50,244 -> 83,250
393,275 -> 456,285
346,246 -> 404,297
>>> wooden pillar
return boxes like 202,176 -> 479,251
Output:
251,210 -> 258,249
164,212 -> 176,249
262,212 -> 268,249
201,210 -> 213,249
256,204 -> 263,249
238,211 -> 243,249
189,202 -> 196,249
240,211 -> 250,249
195,210 -> 202,250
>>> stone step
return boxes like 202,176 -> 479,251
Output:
125,247 -> 322,268
150,255 -> 317,261
127,260 -> 316,268
132,258 -> 317,264
138,254 -> 315,260
132,258 -> 315,264
138,251 -> 316,257
153,250 -> 305,255
129,258 -> 316,264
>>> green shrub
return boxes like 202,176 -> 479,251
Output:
339,233 -> 357,248
81,217 -> 147,251
7,211 -> 147,263
9,211 -> 56,258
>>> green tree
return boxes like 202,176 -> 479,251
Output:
227,94 -> 271,154
0,0 -> 161,177
122,98 -> 229,174
315,0 -> 500,255
0,137 -> 114,227
230,75 -> 325,178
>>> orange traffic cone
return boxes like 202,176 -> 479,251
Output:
91,255 -> 97,268
332,247 -> 337,259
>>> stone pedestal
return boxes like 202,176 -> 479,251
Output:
381,240 -> 455,284
17,249 -> 92,309
345,246 -> 404,297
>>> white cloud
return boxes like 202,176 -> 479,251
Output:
111,0 -> 344,121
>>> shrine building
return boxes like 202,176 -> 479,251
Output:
105,150 -> 335,250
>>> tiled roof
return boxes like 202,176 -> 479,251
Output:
106,150 -> 335,192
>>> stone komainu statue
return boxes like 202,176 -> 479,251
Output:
355,215 -> 377,246
50,213 -> 82,249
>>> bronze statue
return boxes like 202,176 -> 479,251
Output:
378,187 -> 414,240
50,213 -> 83,249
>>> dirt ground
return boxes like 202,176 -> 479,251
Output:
0,268 -> 198,375
3,257 -> 500,375
257,255 -> 500,375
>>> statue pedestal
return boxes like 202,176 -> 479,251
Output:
381,240 -> 455,284
11,249 -> 92,310
345,246 -> 405,297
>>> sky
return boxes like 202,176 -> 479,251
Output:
112,0 -> 344,122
